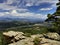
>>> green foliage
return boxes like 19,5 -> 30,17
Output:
56,2 -> 60,5
34,37 -> 42,45
0,31 -> 7,45
6,26 -> 48,35
0,32 -> 2,45
47,14 -> 51,18
46,0 -> 60,34
24,33 -> 31,37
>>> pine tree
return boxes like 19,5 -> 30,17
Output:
46,0 -> 60,34
53,0 -> 60,15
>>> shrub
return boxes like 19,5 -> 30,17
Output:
24,33 -> 31,37
34,37 -> 42,45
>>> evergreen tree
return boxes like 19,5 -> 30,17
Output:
46,0 -> 60,34
54,0 -> 60,16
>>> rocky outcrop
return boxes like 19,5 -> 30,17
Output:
43,33 -> 60,41
3,31 -> 60,45
3,31 -> 26,43
3,31 -> 34,45
40,38 -> 60,45
31,34 -> 44,39
8,38 -> 34,45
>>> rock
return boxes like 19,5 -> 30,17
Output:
9,43 -> 15,45
43,33 -> 60,41
31,34 -> 43,39
3,31 -> 24,37
3,31 -> 60,45
8,38 -> 34,45
40,38 -> 60,45
15,35 -> 26,40
3,31 -> 18,37
3,31 -> 26,43
41,43 -> 51,45
14,32 -> 26,40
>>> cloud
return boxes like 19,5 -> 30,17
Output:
0,3 -> 17,10
0,10 -> 47,19
0,0 -> 58,20
40,8 -> 53,10
0,0 -> 58,9
25,3 -> 33,6
11,10 -> 47,20
0,13 -> 5,16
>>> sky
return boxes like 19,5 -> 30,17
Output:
0,0 -> 59,20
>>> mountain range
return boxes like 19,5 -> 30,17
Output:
0,15 -> 45,23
